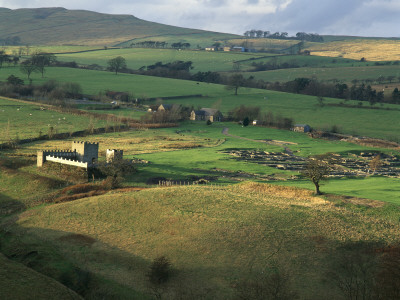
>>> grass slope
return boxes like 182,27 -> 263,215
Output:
0,97 -> 105,143
0,253 -> 82,299
0,7 -> 236,46
8,183 -> 400,298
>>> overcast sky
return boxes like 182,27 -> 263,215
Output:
0,0 -> 399,37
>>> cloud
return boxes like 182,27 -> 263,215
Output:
0,0 -> 399,36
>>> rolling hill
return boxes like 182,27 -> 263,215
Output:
0,7 -> 237,46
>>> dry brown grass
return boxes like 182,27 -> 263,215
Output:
307,39 -> 400,61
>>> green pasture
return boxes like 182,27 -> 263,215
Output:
241,64 -> 400,83
1,65 -> 399,141
116,32 -> 238,48
0,66 -> 229,98
12,122 -> 398,203
276,177 -> 400,205
238,54 -> 365,68
162,93 -> 400,141
0,97 -> 106,143
56,48 -> 265,72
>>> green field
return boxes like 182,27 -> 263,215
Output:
6,121 -> 399,204
1,65 -> 399,141
241,64 -> 400,84
0,97 -> 107,143
117,32 -> 239,48
56,48 -> 265,72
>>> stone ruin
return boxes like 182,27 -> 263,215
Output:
226,149 -> 400,178
37,141 -> 123,169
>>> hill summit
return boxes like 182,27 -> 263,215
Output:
0,7 -> 219,46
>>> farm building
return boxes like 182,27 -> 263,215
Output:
190,108 -> 223,122
293,124 -> 311,133
148,103 -> 174,112
252,120 -> 262,126
231,46 -> 245,52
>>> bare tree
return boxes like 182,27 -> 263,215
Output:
20,59 -> 39,81
369,154 -> 382,175
301,155 -> 332,195
31,51 -> 56,77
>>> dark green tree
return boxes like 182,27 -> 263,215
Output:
226,74 -> 245,95
243,116 -> 250,127
107,56 -> 127,75
20,59 -> 39,80
31,52 -> 56,77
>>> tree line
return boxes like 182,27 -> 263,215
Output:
130,41 -> 191,49
243,30 -> 324,42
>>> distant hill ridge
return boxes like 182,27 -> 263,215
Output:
0,7 -> 227,46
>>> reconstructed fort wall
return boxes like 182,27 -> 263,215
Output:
46,156 -> 88,169
72,141 -> 99,166
37,150 -> 77,167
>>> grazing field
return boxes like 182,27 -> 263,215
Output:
241,64 -> 400,84
8,122 -> 399,202
162,94 -> 400,141
0,254 -> 82,300
222,38 -> 298,50
0,66 -> 229,98
117,32 -> 239,48
306,39 -> 400,61
55,48 -> 266,72
3,183 -> 399,299
239,54 -> 364,68
0,97 -> 106,143
1,66 -> 399,141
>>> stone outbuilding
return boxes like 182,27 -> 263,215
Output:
190,108 -> 223,122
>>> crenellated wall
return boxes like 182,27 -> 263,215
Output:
46,155 -> 88,169
37,150 -> 77,167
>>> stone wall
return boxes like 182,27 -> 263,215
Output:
46,156 -> 88,169
37,150 -> 77,167
72,141 -> 99,166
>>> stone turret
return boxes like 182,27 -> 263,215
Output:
72,141 -> 99,167
106,149 -> 123,163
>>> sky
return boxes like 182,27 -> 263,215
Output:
0,0 -> 399,37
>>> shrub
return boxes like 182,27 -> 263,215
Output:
147,256 -> 172,285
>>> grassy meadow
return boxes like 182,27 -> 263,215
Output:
0,97 -> 107,143
2,182 -> 398,298
6,121 -> 399,204
117,32 -> 239,48
55,48 -> 266,72
1,63 -> 399,141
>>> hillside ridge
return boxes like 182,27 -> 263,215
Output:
0,7 -> 232,46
